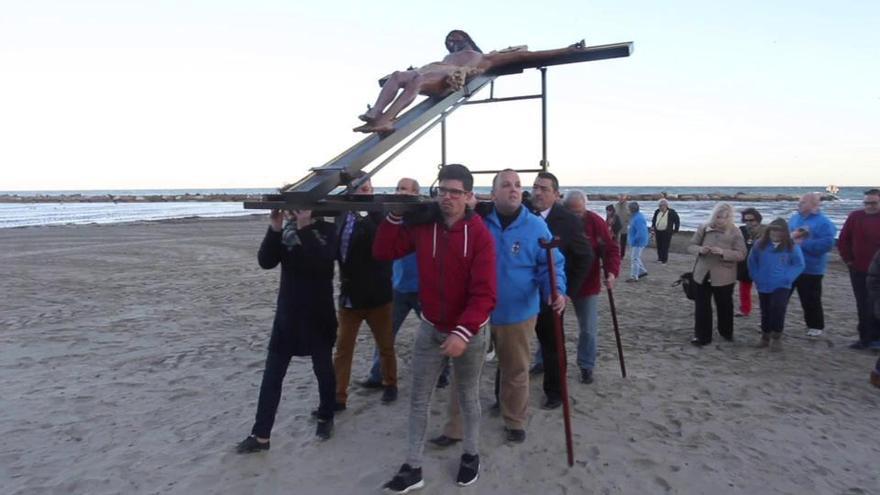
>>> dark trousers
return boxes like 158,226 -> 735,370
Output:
619,233 -> 628,258
656,230 -> 673,262
252,346 -> 336,438
759,289 -> 790,334
850,270 -> 880,344
535,306 -> 566,401
694,277 -> 735,343
790,273 -> 824,330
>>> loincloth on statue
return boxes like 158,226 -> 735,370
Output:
415,63 -> 482,92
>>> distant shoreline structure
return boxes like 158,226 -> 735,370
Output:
0,191 -> 839,204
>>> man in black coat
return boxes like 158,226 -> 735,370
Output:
237,209 -> 339,453
333,175 -> 398,407
529,172 -> 594,409
650,198 -> 680,264
868,250 -> 880,388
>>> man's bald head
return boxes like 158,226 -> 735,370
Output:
396,177 -> 420,196
797,192 -> 822,216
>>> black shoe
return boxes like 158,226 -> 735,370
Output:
849,340 -> 868,350
381,386 -> 398,404
315,418 -> 333,440
542,396 -> 563,410
690,337 -> 710,347
456,453 -> 480,487
504,427 -> 526,443
529,363 -> 544,375
358,378 -> 384,390
428,434 -> 461,448
235,435 -> 269,454
435,374 -> 449,389
638,272 -> 648,279
311,403 -> 345,418
580,368 -> 594,384
383,463 -> 424,494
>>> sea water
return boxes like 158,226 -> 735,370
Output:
0,186 -> 868,231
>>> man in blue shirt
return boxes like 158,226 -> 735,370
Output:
435,169 -> 565,445
360,178 -> 426,388
789,192 -> 837,337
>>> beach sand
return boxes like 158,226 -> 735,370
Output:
1,216 -> 878,494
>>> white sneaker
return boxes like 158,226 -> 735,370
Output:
806,328 -> 823,337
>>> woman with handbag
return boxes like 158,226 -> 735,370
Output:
687,203 -> 748,346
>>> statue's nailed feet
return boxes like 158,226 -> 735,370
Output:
353,119 -> 395,134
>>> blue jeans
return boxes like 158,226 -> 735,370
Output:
629,245 -> 647,280
368,291 -> 421,383
574,295 -> 600,371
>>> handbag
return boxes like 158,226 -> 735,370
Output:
672,231 -> 704,300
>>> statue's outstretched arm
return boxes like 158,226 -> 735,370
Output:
484,40 -> 585,70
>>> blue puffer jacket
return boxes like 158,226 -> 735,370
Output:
484,207 -> 566,325
747,242 -> 805,293
788,211 -> 836,275
628,212 -> 649,247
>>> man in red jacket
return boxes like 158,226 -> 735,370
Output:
563,190 -> 621,384
374,164 -> 496,493
838,188 -> 880,350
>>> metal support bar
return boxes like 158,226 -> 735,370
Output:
470,168 -> 546,175
441,118 -> 447,166
463,94 -> 543,105
541,67 -> 548,171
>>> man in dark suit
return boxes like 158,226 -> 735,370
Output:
529,172 -> 593,409
333,173 -> 398,408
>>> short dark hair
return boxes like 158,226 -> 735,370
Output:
535,171 -> 560,192
864,188 -> 880,197
438,163 -> 473,192
605,204 -> 615,212
741,207 -> 762,223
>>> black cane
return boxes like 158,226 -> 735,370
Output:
539,237 -> 574,467
603,265 -> 627,378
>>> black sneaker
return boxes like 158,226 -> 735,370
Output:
311,403 -> 345,418
580,368 -> 594,384
358,379 -> 384,390
504,427 -> 526,443
315,418 -> 333,440
381,386 -> 398,404
541,396 -> 562,410
235,435 -> 269,454
456,453 -> 480,486
383,463 -> 424,494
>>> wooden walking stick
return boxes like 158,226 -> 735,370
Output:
603,264 -> 627,378
539,237 -> 574,467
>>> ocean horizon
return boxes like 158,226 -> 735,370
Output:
0,186 -> 871,230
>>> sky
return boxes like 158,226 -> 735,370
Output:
1,0 -> 878,190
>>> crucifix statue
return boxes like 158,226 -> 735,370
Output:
354,30 -> 586,133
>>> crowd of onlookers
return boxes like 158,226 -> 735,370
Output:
233,163 -> 880,492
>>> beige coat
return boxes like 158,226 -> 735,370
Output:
687,223 -> 747,287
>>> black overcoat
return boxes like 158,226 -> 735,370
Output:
259,220 -> 338,356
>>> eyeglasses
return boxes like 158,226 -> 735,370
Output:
864,201 -> 879,206
437,186 -> 467,198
